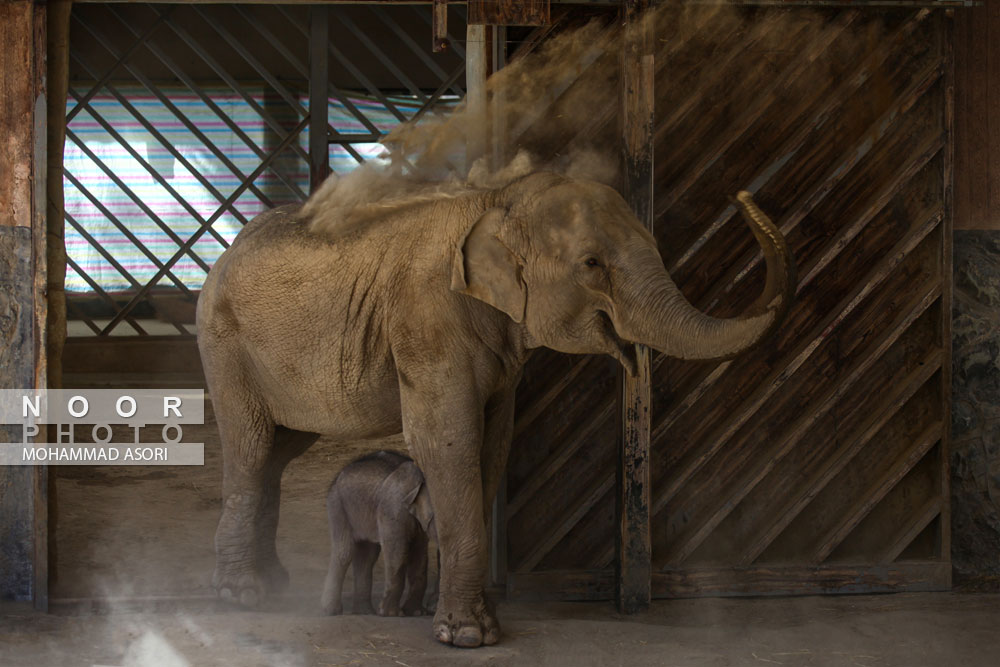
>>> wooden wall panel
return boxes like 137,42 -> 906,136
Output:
0,0 -> 48,608
955,1 -> 1000,229
505,6 -> 952,599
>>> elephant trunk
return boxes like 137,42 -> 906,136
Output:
613,192 -> 796,361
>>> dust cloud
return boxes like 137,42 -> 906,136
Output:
304,2 -> 883,242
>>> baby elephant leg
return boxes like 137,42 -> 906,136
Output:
351,541 -> 379,615
321,498 -> 352,615
401,532 -> 430,616
377,529 -> 408,617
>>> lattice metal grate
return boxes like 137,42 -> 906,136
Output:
64,2 -> 466,336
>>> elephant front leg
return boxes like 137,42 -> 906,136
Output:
404,400 -> 498,646
480,390 -> 516,526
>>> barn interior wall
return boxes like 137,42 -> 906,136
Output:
43,2 -> 1000,594
952,2 -> 1000,587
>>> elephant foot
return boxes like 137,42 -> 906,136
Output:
213,562 -> 270,608
323,599 -> 343,616
432,593 -> 499,648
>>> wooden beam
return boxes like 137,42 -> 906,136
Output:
653,561 -> 951,599
468,0 -> 550,26
309,5 -> 330,192
0,0 -> 47,609
616,0 -> 653,615
507,570 -> 614,602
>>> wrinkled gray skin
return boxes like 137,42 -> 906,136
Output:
321,451 -> 435,617
196,172 -> 795,648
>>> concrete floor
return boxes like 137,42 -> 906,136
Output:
2,593 -> 998,667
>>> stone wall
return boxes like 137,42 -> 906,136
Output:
951,230 -> 1000,586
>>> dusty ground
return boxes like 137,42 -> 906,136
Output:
31,400 -> 1000,666
52,402 -> 403,600
2,593 -> 999,666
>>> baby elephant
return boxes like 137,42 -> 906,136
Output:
321,451 -> 435,617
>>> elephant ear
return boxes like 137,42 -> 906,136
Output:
451,208 -> 526,323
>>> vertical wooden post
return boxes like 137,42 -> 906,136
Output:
0,0 -> 48,609
45,0 -> 72,608
432,0 -> 449,53
940,8 -> 955,581
309,5 -> 330,193
465,23 -> 489,170
489,25 -> 508,589
616,0 -> 653,614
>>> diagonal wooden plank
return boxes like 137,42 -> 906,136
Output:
558,202 -> 942,567
699,58 -> 944,314
812,422 -> 942,563
650,205 -> 944,521
507,389 -> 613,517
649,132 -> 942,451
879,496 -> 943,564
660,278 -> 943,566
516,474 -> 614,572
657,12 -> 858,215
740,348 -> 944,566
513,356 -> 594,439
542,8 -> 744,163
653,15 -> 812,149
797,136 -> 944,291
653,129 -> 944,460
665,8 -> 933,270
647,85 -> 944,454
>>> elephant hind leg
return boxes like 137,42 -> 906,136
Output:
210,374 -> 280,608
257,426 -> 320,594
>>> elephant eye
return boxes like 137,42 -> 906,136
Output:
585,257 -> 602,268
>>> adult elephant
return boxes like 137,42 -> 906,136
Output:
197,171 -> 795,647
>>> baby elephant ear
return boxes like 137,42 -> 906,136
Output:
451,208 -> 526,323
409,486 -> 435,535
389,461 -> 424,507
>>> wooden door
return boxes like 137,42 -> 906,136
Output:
505,6 -> 952,599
